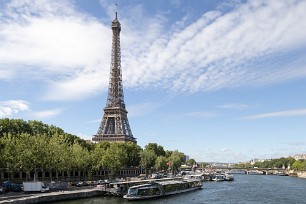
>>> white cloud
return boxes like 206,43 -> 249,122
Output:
0,100 -> 30,117
43,68 -> 109,101
218,103 -> 257,110
220,148 -> 229,153
0,99 -> 62,119
31,108 -> 63,119
122,0 -> 306,92
0,69 -> 13,79
244,108 -> 306,120
128,101 -> 165,117
185,111 -> 217,118
1,0 -> 306,101
0,0 -> 111,100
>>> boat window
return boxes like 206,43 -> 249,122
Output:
137,187 -> 160,196
128,188 -> 138,196
163,183 -> 186,193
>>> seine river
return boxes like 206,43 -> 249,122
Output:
52,174 -> 306,204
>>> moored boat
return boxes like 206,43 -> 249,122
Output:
277,171 -> 289,176
224,173 -> 234,181
183,173 -> 205,181
212,174 -> 225,182
123,178 -> 203,200
247,170 -> 264,175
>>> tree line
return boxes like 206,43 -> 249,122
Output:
0,118 -> 194,179
235,157 -> 306,171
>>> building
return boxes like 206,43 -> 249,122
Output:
92,13 -> 136,143
292,154 -> 306,160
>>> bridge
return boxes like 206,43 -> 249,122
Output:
196,166 -> 288,174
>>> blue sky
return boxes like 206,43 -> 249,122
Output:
0,0 -> 306,163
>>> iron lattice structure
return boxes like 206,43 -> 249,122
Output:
92,13 -> 136,143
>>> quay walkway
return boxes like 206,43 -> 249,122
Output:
0,188 -> 103,204
0,177 -> 183,203
0,177 -> 181,204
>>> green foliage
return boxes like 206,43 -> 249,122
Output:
144,143 -> 166,157
155,156 -> 168,171
103,143 -> 127,178
0,118 -> 189,178
1,134 -> 20,172
235,162 -> 252,168
186,158 -> 196,166
169,150 -> 185,172
0,118 -> 90,149
120,142 -> 142,167
71,142 -> 91,170
165,150 -> 173,158
252,157 -> 296,169
292,160 -> 306,171
140,149 -> 157,169
91,142 -> 107,170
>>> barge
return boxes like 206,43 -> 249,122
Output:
123,178 -> 203,200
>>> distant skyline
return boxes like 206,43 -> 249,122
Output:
0,0 -> 306,163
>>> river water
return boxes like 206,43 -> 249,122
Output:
52,174 -> 306,204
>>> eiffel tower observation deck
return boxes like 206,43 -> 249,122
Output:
92,13 -> 136,143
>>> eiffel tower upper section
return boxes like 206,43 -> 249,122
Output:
92,13 -> 136,143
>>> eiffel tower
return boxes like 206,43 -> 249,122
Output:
92,13 -> 136,143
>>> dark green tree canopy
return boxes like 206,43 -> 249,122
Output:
144,143 -> 166,157
0,118 -> 190,179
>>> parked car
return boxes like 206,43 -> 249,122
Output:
75,181 -> 89,187
96,180 -> 108,185
76,181 -> 84,187
2,181 -> 22,192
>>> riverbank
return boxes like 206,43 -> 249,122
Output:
297,171 -> 306,178
0,187 -> 103,204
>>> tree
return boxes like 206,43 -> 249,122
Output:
165,150 -> 173,158
48,134 -> 72,180
285,157 -> 296,168
120,142 -> 142,167
91,143 -> 106,171
0,138 -> 4,168
145,143 -> 166,157
169,150 -> 185,173
292,160 -> 306,171
140,149 -> 157,169
71,142 -> 90,180
1,134 -> 21,180
272,161 -> 283,168
186,158 -> 196,166
103,143 -> 127,179
0,118 -> 194,180
155,156 -> 168,171
15,133 -> 47,181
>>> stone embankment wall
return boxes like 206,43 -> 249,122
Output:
297,171 -> 306,178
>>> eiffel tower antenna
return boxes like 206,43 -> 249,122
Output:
115,1 -> 118,19
93,8 -> 136,143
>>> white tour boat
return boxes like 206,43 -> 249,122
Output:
212,174 -> 226,182
123,178 -> 203,201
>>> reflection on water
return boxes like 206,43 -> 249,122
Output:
51,174 -> 306,204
